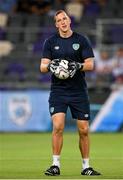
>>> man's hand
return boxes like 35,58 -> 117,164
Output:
69,61 -> 83,78
47,59 -> 60,74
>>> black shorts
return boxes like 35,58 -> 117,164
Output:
49,93 -> 90,120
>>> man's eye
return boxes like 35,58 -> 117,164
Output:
63,17 -> 67,20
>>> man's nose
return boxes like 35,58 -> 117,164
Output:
61,19 -> 65,24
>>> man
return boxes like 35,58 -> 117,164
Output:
40,10 -> 101,176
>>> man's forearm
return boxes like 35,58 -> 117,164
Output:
80,59 -> 94,71
40,63 -> 49,73
40,58 -> 51,73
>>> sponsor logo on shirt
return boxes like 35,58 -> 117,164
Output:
72,43 -> 80,50
50,107 -> 54,113
84,114 -> 89,118
54,46 -> 59,50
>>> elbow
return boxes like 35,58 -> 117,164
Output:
90,61 -> 94,70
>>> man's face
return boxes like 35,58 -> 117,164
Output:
117,49 -> 123,57
55,12 -> 71,33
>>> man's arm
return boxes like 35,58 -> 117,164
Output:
40,58 -> 51,73
68,57 -> 94,78
81,57 -> 94,71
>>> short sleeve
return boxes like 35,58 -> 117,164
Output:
42,39 -> 52,59
81,36 -> 94,60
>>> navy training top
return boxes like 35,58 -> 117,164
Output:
42,32 -> 94,95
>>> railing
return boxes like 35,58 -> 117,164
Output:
96,18 -> 123,50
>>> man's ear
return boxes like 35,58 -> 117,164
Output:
69,17 -> 71,24
55,22 -> 58,28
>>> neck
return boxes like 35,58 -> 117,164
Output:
59,29 -> 73,38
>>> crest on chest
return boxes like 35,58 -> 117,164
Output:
72,43 -> 80,50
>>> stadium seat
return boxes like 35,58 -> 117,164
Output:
8,14 -> 25,27
0,28 -> 6,40
6,27 -> 24,43
24,27 -> 39,43
0,13 -> 8,27
26,14 -> 41,27
8,43 -> 30,57
0,41 -> 13,57
111,25 -> 123,44
4,62 -> 25,81
43,14 -> 54,26
33,27 -> 55,54
38,73 -> 51,83
117,9 -> 123,17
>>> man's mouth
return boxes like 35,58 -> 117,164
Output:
62,25 -> 67,28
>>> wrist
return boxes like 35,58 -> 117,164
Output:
77,63 -> 84,70
47,63 -> 50,71
80,63 -> 84,70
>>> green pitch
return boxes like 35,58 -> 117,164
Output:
0,132 -> 123,179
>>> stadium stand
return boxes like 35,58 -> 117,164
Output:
0,0 -> 123,100
0,0 -> 123,132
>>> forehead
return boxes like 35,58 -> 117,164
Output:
55,12 -> 68,20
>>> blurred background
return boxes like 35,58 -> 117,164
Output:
0,0 -> 123,132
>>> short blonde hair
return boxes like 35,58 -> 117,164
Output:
54,10 -> 69,22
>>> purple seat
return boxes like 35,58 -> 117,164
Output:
0,0 -> 17,12
0,28 -> 6,40
5,62 -> 25,81
33,29 -> 54,54
38,73 -> 51,83
84,1 -> 100,16
111,25 -> 123,44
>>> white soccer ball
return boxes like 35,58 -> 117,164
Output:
54,59 -> 69,80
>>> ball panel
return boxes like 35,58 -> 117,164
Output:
59,60 -> 69,70
54,60 -> 70,79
